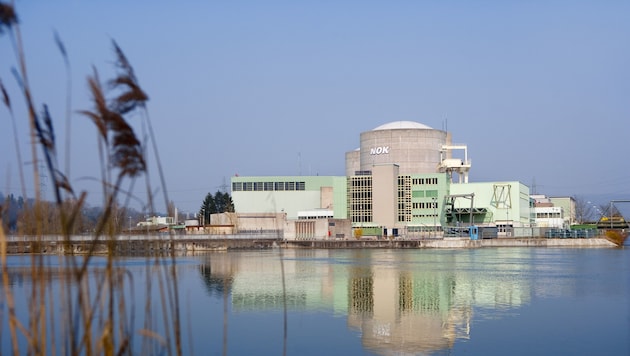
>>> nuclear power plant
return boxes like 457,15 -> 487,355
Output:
229,120 -> 574,240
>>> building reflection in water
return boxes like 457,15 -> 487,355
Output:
346,252 -> 467,355
199,248 -> 537,355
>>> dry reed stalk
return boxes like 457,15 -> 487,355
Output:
54,30 -> 73,180
1,4 -> 48,353
0,79 -> 27,204
109,40 -> 183,355
4,2 -> 44,237
141,259 -> 156,354
0,224 -> 22,355
109,47 -> 184,355
2,3 -> 183,354
156,260 -> 175,354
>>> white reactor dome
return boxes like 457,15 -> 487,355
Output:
372,121 -> 433,131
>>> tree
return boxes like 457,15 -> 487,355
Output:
199,191 -> 234,226
199,192 -> 216,226
1,193 -> 22,233
214,191 -> 234,213
574,196 -> 595,224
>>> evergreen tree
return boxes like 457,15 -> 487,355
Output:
1,193 -> 24,233
216,191 -> 234,213
199,192 -> 216,226
199,191 -> 234,225
224,192 -> 234,212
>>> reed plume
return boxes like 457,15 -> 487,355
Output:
108,41 -> 182,354
1,2 -> 181,355
0,3 -> 17,32
54,31 -> 74,179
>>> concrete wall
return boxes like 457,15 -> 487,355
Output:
359,128 -> 447,175
284,218 -> 353,240
233,212 -> 286,233
345,149 -> 361,176
372,164 -> 399,230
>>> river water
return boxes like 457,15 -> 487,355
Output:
2,246 -> 629,355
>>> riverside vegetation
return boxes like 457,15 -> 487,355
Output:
0,2 -> 184,355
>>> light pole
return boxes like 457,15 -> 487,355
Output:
588,201 -> 603,224
506,209 -> 510,237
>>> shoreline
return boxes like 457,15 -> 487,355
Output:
283,237 -> 619,249
3,235 -> 619,254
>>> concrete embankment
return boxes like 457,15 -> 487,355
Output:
3,235 -> 618,254
283,237 -> 618,249
4,235 -> 279,254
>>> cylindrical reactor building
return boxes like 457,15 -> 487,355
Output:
346,121 -> 450,176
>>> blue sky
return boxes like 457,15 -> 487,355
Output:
1,0 -> 629,215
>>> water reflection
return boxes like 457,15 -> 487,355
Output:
196,249 -> 548,355
2,248 -> 628,355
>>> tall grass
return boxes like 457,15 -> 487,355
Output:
0,2 -> 182,355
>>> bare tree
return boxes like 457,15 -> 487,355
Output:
574,196 -> 595,224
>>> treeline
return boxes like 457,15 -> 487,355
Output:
0,193 -> 145,235
199,191 -> 234,225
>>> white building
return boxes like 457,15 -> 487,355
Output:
534,206 -> 565,228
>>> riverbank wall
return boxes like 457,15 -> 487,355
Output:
3,234 -> 618,254
283,237 -> 617,249
3,235 -> 278,254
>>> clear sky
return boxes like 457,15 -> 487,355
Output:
1,0 -> 629,216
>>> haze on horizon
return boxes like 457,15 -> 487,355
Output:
1,0 -> 629,216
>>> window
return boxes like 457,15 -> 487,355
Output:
426,190 -> 438,198
412,191 -> 425,198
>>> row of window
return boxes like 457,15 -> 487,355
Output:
412,202 -> 439,209
232,181 -> 306,192
351,215 -> 373,223
536,212 -> 561,218
412,177 -> 439,185
351,192 -> 372,199
408,226 -> 442,232
350,190 -> 435,201
351,204 -> 372,210
412,214 -> 438,218
350,178 -> 372,187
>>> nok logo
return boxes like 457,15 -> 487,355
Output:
370,146 -> 390,155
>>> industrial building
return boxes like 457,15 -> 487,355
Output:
231,120 -> 536,240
